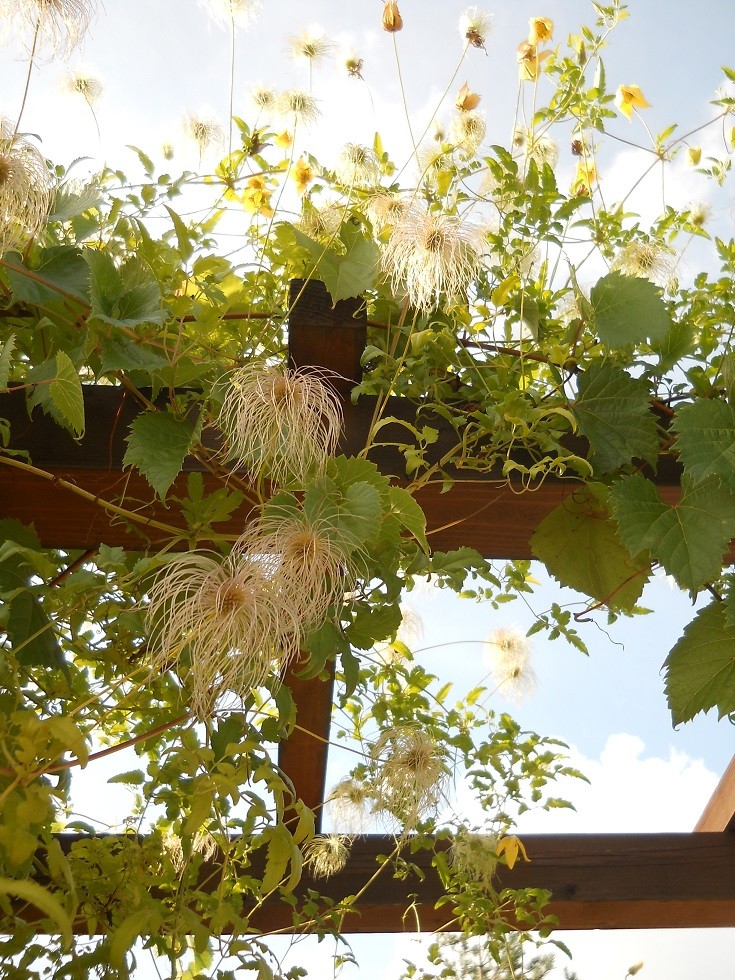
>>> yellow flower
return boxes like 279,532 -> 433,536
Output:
455,81 -> 481,111
291,157 -> 314,194
687,146 -> 702,166
528,16 -> 553,45
570,160 -> 597,196
241,175 -> 273,216
516,40 -> 551,81
274,130 -> 293,149
382,1 -> 403,32
615,84 -> 651,121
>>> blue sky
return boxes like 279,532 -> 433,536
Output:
3,1 -> 735,977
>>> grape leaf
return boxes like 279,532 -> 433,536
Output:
123,412 -> 194,499
88,251 -> 163,327
6,589 -> 65,668
531,484 -> 650,610
49,351 -> 85,438
664,601 -> 735,723
4,246 -> 90,305
291,226 -> 380,303
590,271 -> 670,347
610,474 -> 735,591
573,361 -> 659,473
672,399 -> 735,485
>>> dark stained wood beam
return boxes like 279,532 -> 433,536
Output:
695,755 -> 735,832
20,832 -> 735,933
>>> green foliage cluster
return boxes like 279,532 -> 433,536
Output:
1,0 -> 734,975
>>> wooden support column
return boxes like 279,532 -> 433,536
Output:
279,279 -> 367,829
695,754 -> 735,832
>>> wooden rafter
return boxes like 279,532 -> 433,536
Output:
695,755 -> 735,832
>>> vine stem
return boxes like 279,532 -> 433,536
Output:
13,21 -> 40,136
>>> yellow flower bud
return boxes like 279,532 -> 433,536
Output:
455,82 -> 481,111
517,40 -> 551,81
687,146 -> 702,166
382,1 -> 403,32
528,16 -> 553,45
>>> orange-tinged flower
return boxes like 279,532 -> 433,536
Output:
241,175 -> 273,216
528,16 -> 553,45
570,160 -> 597,196
516,40 -> 551,81
382,1 -> 403,32
455,81 -> 481,111
274,130 -> 293,149
615,84 -> 651,121
291,157 -> 315,194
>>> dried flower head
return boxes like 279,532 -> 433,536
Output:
342,48 -> 364,79
298,200 -> 344,239
198,0 -> 260,30
182,110 -> 225,158
327,777 -> 373,834
61,66 -> 103,106
335,143 -> 381,188
485,626 -> 536,703
163,831 -> 218,874
513,126 -> 558,170
288,24 -> 335,67
303,834 -> 350,879
688,200 -> 711,228
366,192 -> 408,235
613,240 -> 676,288
459,7 -> 492,51
381,203 -> 485,312
0,121 -> 55,256
450,829 -> 499,890
249,84 -> 277,115
528,16 -> 553,45
382,1 -> 403,32
145,550 -> 298,717
372,727 -> 448,831
217,362 -> 342,486
276,89 -> 320,128
449,109 -> 486,157
0,0 -> 96,58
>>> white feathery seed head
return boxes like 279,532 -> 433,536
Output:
298,200 -> 344,240
182,110 -> 225,158
0,119 -> 55,255
303,834 -> 350,879
198,0 -> 260,30
335,143 -> 381,188
249,84 -> 277,115
366,192 -> 408,235
276,89 -> 320,128
450,829 -> 499,890
458,7 -> 493,51
381,203 -> 485,312
513,126 -> 559,170
0,0 -> 96,58
371,726 -> 448,831
449,109 -> 487,157
613,240 -> 677,289
145,549 -> 299,717
327,777 -> 373,834
485,626 -> 536,703
217,361 -> 343,487
61,66 -> 103,105
288,24 -> 335,67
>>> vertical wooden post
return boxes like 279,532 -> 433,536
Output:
279,279 -> 367,830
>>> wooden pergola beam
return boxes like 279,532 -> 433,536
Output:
21,832 -> 735,933
696,755 -> 735,832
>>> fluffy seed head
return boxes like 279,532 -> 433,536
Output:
335,143 -> 381,188
342,48 -> 364,79
0,0 -> 95,58
613,240 -> 677,288
249,85 -> 277,115
485,626 -> 536,703
687,200 -> 711,228
327,777 -> 373,834
449,109 -> 486,157
182,110 -> 225,158
0,121 -> 55,255
217,362 -> 342,487
145,550 -> 299,717
276,89 -> 320,127
62,66 -> 103,106
459,7 -> 492,50
381,203 -> 485,312
366,192 -> 408,235
198,0 -> 260,30
371,726 -> 448,831
450,829 -> 499,890
513,126 -> 558,170
298,200 -> 343,239
288,24 -> 335,66
303,834 -> 350,879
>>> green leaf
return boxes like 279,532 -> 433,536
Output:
88,251 -> 163,327
49,351 -> 85,438
664,601 -> 735,723
303,477 -> 383,551
0,333 -> 15,390
123,411 -> 194,499
210,714 -> 246,763
672,399 -> 735,485
261,825 -> 292,894
6,589 -> 65,668
5,247 -> 90,305
610,474 -> 735,591
386,486 -> 429,553
531,484 -> 650,610
291,227 -> 379,303
0,877 -> 73,950
649,315 -> 695,372
107,770 -> 146,785
98,334 -> 169,375
110,908 -> 163,971
574,361 -> 659,473
590,271 -> 671,347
